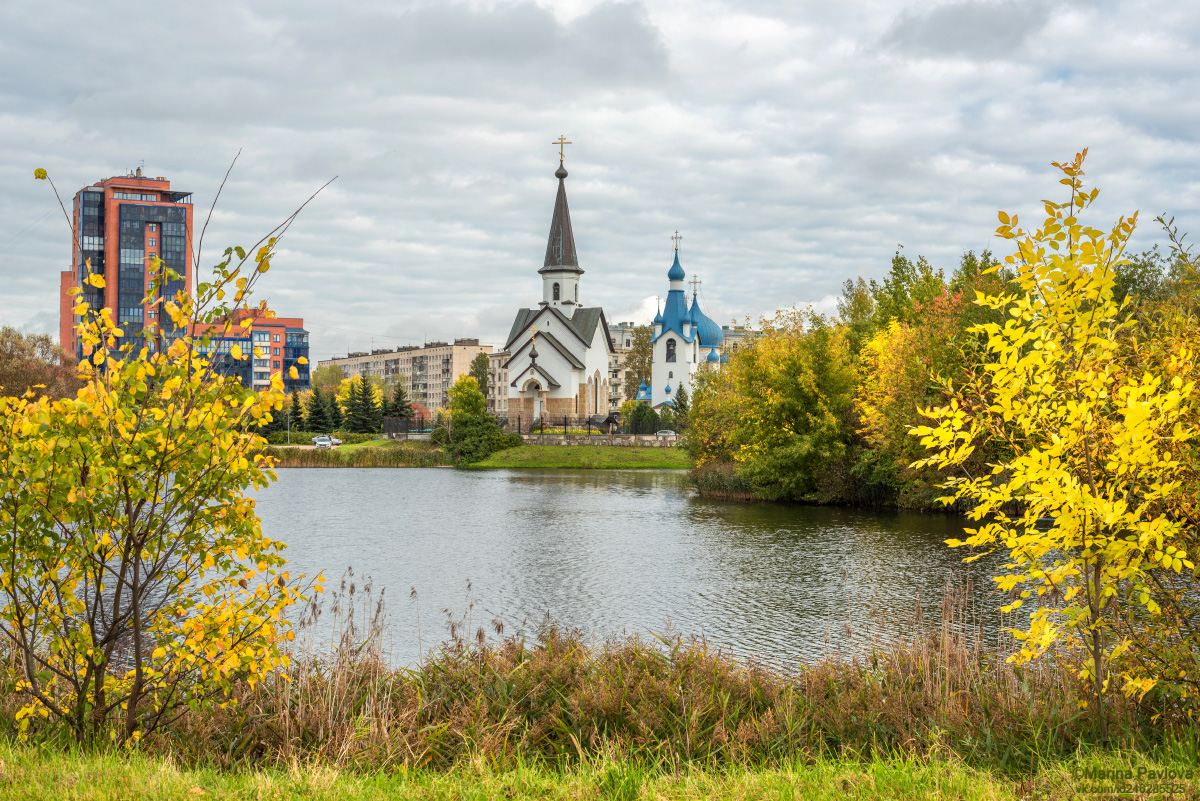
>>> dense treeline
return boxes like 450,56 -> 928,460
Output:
687,245 -> 1195,508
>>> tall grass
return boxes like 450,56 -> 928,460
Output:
0,573 -> 1187,777
45,577 -> 1165,776
267,445 -> 453,468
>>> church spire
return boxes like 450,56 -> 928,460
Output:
543,147 -> 580,272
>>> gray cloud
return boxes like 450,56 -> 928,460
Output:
881,1 -> 1053,58
2,0 -> 1200,361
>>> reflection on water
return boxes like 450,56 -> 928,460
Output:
253,468 -> 1005,667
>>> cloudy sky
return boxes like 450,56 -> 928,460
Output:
2,0 -> 1198,361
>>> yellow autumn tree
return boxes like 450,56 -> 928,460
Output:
913,150 -> 1197,731
0,169 -> 323,746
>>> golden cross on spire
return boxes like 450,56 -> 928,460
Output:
689,276 -> 702,295
671,230 -> 682,251
552,135 -> 572,162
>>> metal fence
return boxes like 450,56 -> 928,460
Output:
382,416 -> 434,436
492,415 -> 676,437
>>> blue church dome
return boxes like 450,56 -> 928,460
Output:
689,296 -> 724,347
706,346 -> 721,363
667,251 -> 685,281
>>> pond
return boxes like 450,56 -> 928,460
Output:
253,468 -> 1006,667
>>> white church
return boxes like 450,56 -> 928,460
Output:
634,245 -> 727,409
503,154 -> 615,419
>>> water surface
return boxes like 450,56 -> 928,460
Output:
254,468 -> 1003,666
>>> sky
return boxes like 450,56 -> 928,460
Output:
2,0 -> 1199,361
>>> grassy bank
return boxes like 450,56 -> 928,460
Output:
267,441 -> 453,468
3,742 -> 1196,801
474,443 -> 692,469
2,579 -> 1197,798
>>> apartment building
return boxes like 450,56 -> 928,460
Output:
486,351 -> 509,414
318,338 -> 491,411
193,307 -> 311,393
60,168 -> 193,358
606,321 -> 641,410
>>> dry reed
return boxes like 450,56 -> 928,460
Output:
0,573 -> 1180,776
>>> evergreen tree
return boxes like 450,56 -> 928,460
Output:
327,392 -> 343,431
386,382 -> 413,419
345,373 -> 382,433
673,384 -> 689,431
305,386 -> 330,432
469,352 -> 490,399
289,390 -> 303,431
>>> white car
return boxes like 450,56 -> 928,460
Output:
313,436 -> 333,449
655,429 -> 677,436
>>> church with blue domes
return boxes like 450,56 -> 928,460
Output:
636,241 -> 726,409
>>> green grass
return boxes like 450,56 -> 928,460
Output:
1,742 -> 1194,800
474,443 -> 692,469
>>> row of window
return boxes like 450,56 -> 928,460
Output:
113,192 -> 159,201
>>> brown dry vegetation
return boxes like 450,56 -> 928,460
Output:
3,579 -> 1181,778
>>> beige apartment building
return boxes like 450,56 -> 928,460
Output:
606,321 -> 639,410
486,351 -> 509,414
318,339 -> 491,412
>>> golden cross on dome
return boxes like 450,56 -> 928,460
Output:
671,230 -> 682,251
552,135 -> 571,161
689,276 -> 702,295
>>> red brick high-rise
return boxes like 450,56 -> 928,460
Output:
59,169 -> 194,358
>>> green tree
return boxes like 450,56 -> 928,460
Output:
305,385 -> 331,432
469,352 -> 490,398
386,382 -> 413,419
327,391 -> 343,431
625,325 -> 653,396
728,310 -> 857,502
344,373 -> 382,434
836,277 -> 877,355
289,389 -> 303,431
439,375 -> 515,463
310,363 -> 344,395
870,250 -> 946,327
626,402 -> 659,435
672,383 -> 690,431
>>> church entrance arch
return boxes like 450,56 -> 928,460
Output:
522,379 -> 543,419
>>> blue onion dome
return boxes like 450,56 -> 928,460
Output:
664,383 -> 672,394
653,307 -> 663,326
719,351 -> 728,364
667,251 -> 685,281
689,297 -> 725,347
706,346 -> 721,363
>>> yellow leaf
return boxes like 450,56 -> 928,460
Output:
152,647 -> 166,659
34,168 -> 48,180
87,274 -> 106,288
231,344 -> 243,360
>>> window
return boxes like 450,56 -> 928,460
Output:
553,283 -> 560,301
273,347 -> 280,356
574,284 -> 578,302
253,331 -> 270,343
273,360 -> 280,369
148,223 -> 157,232
273,334 -> 280,342
148,238 -> 156,247
668,371 -> 673,379
666,339 -> 676,362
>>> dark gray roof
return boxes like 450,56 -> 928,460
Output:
542,164 -> 582,273
504,306 -> 612,353
510,362 -> 560,389
504,330 -> 584,370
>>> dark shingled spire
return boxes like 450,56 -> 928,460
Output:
542,161 -> 581,273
